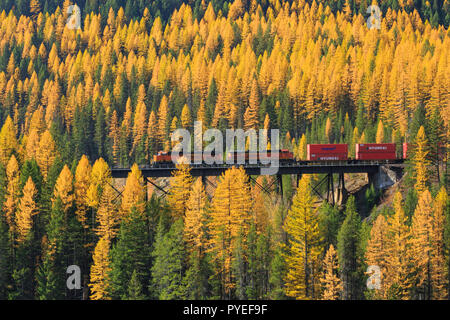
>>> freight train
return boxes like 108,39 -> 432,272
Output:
153,143 -> 409,164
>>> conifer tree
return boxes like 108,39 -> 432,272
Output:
0,210 -> 11,299
36,200 -> 65,300
110,207 -> 151,299
410,190 -> 433,299
74,155 -> 91,229
167,163 -> 194,218
181,104 -> 192,129
151,218 -> 186,300
16,177 -> 38,244
36,130 -> 58,180
95,184 -> 119,242
413,126 -> 430,194
365,214 -> 389,299
4,155 -> 20,234
337,196 -> 363,300
298,134 -> 307,160
121,163 -> 146,218
52,165 -> 74,215
384,192 -> 412,299
89,236 -> 112,300
209,167 -> 253,297
184,178 -> 209,254
0,116 -> 18,166
87,158 -> 112,209
284,175 -> 323,299
126,269 -> 146,300
375,120 -> 384,144
430,187 -> 448,299
321,244 -> 342,300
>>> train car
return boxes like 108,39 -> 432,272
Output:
355,143 -> 396,160
153,150 -> 294,164
226,149 -> 294,164
153,151 -> 222,164
403,143 -> 408,160
307,144 -> 348,161
153,151 -> 172,163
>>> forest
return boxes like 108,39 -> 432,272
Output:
0,0 -> 448,300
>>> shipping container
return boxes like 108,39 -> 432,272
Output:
403,143 -> 408,160
307,144 -> 348,155
308,153 -> 348,161
356,143 -> 396,153
307,144 -> 348,161
356,152 -> 397,160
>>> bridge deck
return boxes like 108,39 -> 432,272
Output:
111,160 -> 405,178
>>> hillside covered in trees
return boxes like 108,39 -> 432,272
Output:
0,0 -> 448,300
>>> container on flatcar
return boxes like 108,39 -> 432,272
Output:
355,143 -> 397,160
307,144 -> 348,161
403,143 -> 408,160
226,150 -> 294,163
356,143 -> 396,153
356,152 -> 397,160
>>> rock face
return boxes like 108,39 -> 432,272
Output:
369,166 -> 399,190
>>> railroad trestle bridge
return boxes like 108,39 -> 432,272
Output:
111,160 -> 405,205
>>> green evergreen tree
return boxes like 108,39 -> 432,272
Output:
36,199 -> 66,299
337,196 -> 364,300
109,207 -> 151,299
150,218 -> 186,300
126,269 -> 146,300
318,203 -> 343,248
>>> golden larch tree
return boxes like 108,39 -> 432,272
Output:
430,187 -> 448,300
89,236 -> 112,300
209,167 -> 253,295
321,244 -> 342,300
87,158 -> 112,208
16,177 -> 38,244
365,214 -> 389,299
121,163 -> 146,217
74,155 -> 92,229
25,128 -> 40,161
284,175 -> 323,299
184,178 -> 209,255
243,78 -> 260,131
181,104 -> 192,129
298,134 -> 307,160
167,163 -> 194,218
95,184 -> 119,242
132,101 -> 147,152
109,110 -> 120,166
3,155 -> 20,232
376,120 -> 384,143
0,116 -> 18,166
384,191 -> 412,299
410,189 -> 433,299
36,130 -> 58,180
413,126 -> 430,194
52,165 -> 74,214
325,117 -> 332,143
157,95 -> 169,148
